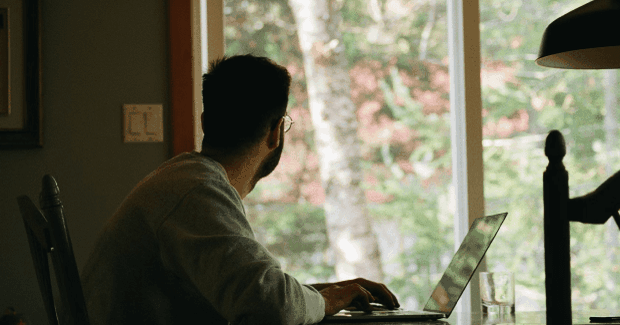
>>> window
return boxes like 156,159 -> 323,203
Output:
198,0 -> 620,314
217,0 -> 479,312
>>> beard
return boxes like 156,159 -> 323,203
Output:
249,132 -> 284,191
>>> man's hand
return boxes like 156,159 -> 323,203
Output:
313,278 -> 400,316
319,283 -> 374,315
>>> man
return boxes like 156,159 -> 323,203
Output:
81,54 -> 399,324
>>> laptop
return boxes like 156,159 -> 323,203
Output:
322,212 -> 508,322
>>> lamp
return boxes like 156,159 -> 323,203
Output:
536,0 -> 620,69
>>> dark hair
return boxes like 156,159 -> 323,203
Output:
201,54 -> 291,157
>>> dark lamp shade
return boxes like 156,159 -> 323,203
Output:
536,0 -> 620,69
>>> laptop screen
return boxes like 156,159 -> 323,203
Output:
423,212 -> 507,315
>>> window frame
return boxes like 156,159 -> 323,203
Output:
169,0 -> 194,156
169,0 -> 223,156
447,0 -> 485,315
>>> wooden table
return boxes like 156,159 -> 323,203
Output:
321,311 -> 620,324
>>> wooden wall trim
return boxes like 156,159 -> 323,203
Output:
169,0 -> 194,156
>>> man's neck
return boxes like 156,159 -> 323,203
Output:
200,150 -> 261,199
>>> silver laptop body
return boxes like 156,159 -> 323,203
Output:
322,212 -> 508,322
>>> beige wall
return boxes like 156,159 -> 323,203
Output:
0,1 -> 170,323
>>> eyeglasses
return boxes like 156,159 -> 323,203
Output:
283,115 -> 294,133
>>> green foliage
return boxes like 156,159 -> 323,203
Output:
368,177 -> 454,305
380,67 -> 452,172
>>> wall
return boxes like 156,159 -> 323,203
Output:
0,0 -> 170,323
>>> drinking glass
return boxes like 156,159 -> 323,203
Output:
479,271 -> 515,315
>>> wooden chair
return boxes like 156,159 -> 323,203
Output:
17,175 -> 90,325
543,130 -> 620,325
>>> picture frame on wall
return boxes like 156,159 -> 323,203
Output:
0,0 -> 41,149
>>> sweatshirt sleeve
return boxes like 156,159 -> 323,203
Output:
156,183 -> 325,325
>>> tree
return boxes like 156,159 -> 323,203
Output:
287,0 -> 384,282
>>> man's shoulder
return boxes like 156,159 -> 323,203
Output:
159,151 -> 227,181
144,153 -> 253,239
111,152 -> 238,231
137,152 -> 230,193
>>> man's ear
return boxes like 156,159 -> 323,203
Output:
267,118 -> 283,150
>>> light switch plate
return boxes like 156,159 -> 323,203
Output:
123,104 -> 164,142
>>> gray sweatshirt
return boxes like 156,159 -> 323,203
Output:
81,152 -> 325,325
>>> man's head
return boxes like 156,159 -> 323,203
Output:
201,54 -> 292,187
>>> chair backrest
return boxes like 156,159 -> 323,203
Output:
17,175 -> 90,325
542,130 -> 572,325
543,130 -> 620,325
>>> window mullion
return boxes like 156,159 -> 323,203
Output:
448,0 -> 484,318
197,0 -> 225,152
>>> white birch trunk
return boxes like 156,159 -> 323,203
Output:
288,0 -> 384,281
